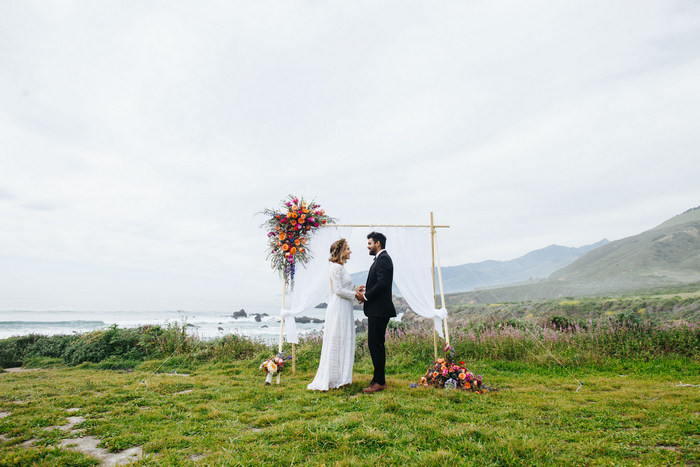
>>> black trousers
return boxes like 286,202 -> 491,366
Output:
367,316 -> 390,385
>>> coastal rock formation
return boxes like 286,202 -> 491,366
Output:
295,316 -> 325,324
232,309 -> 247,319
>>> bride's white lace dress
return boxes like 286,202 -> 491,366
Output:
307,262 -> 357,391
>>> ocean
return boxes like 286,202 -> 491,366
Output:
0,307 -> 375,344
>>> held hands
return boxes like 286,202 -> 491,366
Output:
355,285 -> 366,303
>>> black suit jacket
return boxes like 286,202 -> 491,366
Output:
363,251 -> 397,318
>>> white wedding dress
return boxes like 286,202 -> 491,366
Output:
307,262 -> 357,391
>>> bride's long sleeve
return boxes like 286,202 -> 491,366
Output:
330,264 -> 356,301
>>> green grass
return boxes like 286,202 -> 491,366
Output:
2,357 -> 700,466
3,317 -> 700,465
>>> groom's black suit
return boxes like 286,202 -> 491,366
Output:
364,250 -> 396,386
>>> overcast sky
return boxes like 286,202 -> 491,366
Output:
1,1 -> 699,312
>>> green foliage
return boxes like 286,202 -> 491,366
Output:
63,325 -> 148,366
0,334 -> 47,368
548,315 -> 572,329
449,291 -> 700,323
0,323 -> 192,369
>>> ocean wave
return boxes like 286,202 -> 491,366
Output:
0,320 -> 106,326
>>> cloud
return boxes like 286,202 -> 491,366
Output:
21,204 -> 55,212
1,1 -> 699,310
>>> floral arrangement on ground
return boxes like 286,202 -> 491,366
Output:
260,194 -> 336,287
260,352 -> 292,385
260,352 -> 291,375
417,345 -> 489,392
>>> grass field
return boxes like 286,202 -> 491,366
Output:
2,313 -> 700,466
2,355 -> 700,466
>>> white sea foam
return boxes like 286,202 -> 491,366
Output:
0,307 -> 370,344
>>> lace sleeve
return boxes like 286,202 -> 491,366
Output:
330,264 -> 356,300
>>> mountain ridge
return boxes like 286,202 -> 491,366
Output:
350,239 -> 609,295
448,206 -> 700,304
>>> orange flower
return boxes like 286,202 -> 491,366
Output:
299,218 -> 305,224
286,211 -> 292,218
300,248 -> 305,253
278,233 -> 285,240
302,208 -> 308,214
432,371 -> 438,378
292,212 -> 298,219
302,239 -> 307,244
437,358 -> 444,364
292,205 -> 299,211
290,220 -> 297,226
276,242 -> 281,246
294,239 -> 300,246
465,382 -> 471,389
282,244 -> 289,251
290,247 -> 297,255
459,373 -> 466,380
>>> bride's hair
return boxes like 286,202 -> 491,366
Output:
329,238 -> 348,264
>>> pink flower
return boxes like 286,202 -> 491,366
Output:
308,217 -> 315,223
314,222 -> 319,227
293,197 -> 299,204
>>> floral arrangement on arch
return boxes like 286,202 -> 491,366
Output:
418,345 -> 485,392
260,195 -> 336,288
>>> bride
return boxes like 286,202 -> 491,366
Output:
307,238 -> 357,391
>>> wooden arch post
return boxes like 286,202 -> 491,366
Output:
430,213 -> 450,358
278,277 -> 296,379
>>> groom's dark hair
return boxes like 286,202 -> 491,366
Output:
367,231 -> 386,249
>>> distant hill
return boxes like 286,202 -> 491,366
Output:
435,240 -> 609,293
447,206 -> 700,304
548,206 -> 700,287
350,239 -> 609,295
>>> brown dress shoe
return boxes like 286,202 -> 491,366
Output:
362,382 -> 387,393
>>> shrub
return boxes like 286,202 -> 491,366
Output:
0,334 -> 45,368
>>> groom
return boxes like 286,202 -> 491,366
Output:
356,231 -> 396,394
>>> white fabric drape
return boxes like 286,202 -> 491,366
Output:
279,225 -> 447,343
280,226 -> 353,343
383,227 -> 447,337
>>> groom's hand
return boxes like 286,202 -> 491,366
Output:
355,287 -> 366,303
